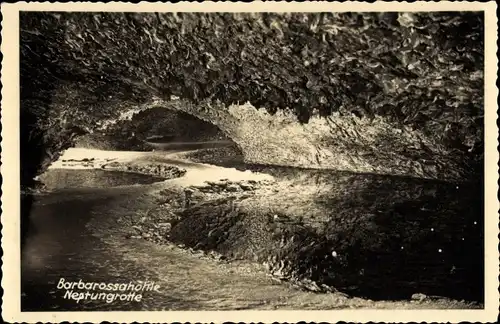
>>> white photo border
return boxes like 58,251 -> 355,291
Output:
1,1 -> 498,322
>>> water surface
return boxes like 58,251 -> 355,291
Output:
21,154 -> 484,310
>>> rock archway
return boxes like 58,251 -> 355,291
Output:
71,96 -> 477,182
74,104 -> 239,152
21,12 -> 484,187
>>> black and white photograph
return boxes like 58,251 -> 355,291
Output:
1,1 -> 498,322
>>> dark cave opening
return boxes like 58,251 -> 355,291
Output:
74,107 -> 243,154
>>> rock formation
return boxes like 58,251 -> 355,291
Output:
21,12 -> 484,185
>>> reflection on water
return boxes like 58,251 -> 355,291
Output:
39,169 -> 166,190
21,163 -> 484,310
171,165 -> 484,302
284,170 -> 483,301
21,189 -> 184,311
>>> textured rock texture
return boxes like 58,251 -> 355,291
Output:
21,12 -> 484,184
167,175 -> 483,301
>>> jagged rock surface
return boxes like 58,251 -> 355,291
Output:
21,12 -> 484,184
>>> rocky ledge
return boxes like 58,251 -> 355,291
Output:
57,157 -> 186,180
124,179 -> 275,245
187,179 -> 273,195
101,161 -> 187,179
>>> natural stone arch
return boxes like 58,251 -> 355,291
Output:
85,97 -> 471,182
20,11 -> 484,186
21,77 -> 477,185
76,99 -> 243,154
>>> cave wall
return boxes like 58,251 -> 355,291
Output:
20,12 -> 484,184
224,104 -> 472,180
